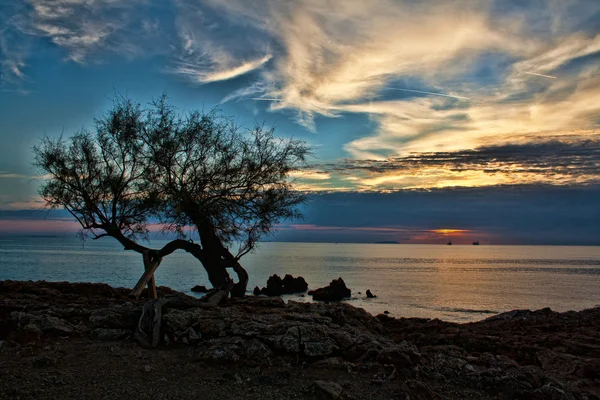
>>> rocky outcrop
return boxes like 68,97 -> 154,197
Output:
255,274 -> 309,296
1,280 -> 600,400
308,278 -> 351,301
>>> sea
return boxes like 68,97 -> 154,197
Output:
1,236 -> 600,323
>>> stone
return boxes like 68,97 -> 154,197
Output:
265,274 -> 284,296
16,323 -> 42,344
144,365 -> 152,372
281,274 -> 308,293
191,285 -> 209,293
313,380 -> 343,399
304,340 -> 338,357
89,304 -> 139,329
197,345 -> 241,363
376,343 -> 420,369
308,278 -> 351,302
92,328 -> 131,341
366,289 -> 376,298
281,326 -> 301,353
187,327 -> 201,343
253,286 -> 261,296
260,274 -> 309,296
32,356 -> 55,368
245,339 -> 272,361
221,372 -> 243,383
312,357 -> 350,370
12,312 -> 75,336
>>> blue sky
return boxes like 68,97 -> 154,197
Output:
1,0 -> 600,244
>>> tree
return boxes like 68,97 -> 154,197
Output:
33,95 -> 310,299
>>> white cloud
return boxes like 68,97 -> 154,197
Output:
174,54 -> 272,83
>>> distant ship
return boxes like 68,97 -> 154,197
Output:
446,241 -> 452,245
472,240 -> 480,245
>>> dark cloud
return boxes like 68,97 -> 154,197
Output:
311,140 -> 600,183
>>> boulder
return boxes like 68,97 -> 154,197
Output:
259,274 -> 309,296
281,274 -> 308,293
308,278 -> 351,302
366,289 -> 376,298
253,286 -> 261,296
191,285 -> 209,293
266,274 -> 284,295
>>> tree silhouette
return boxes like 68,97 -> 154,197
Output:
33,95 -> 309,298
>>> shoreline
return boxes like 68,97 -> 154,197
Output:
1,280 -> 599,399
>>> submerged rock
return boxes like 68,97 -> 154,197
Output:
308,278 -> 351,302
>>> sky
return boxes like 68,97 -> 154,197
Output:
0,0 -> 599,244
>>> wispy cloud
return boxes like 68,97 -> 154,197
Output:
11,0 -> 155,65
3,0 -> 600,191
0,172 -> 28,179
174,54 -> 272,83
522,71 -> 557,79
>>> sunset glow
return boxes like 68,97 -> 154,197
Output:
431,229 -> 470,236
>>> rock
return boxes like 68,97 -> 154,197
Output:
191,285 -> 209,293
376,343 -> 420,368
366,289 -> 376,298
313,380 -> 343,399
383,310 -> 390,314
16,323 -> 42,344
221,372 -> 243,383
197,345 -> 241,363
265,274 -> 284,296
32,355 -> 55,368
187,327 -> 201,343
92,328 -> 131,341
281,274 -> 308,293
245,339 -> 272,362
89,303 -> 139,329
253,286 -> 261,296
312,357 -> 351,370
12,312 -> 75,342
308,278 -> 351,302
260,274 -> 309,296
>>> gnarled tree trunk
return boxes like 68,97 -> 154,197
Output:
196,218 -> 249,298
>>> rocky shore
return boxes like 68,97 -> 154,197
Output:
1,280 -> 599,400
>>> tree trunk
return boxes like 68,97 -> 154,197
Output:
194,219 -> 249,297
230,260 -> 249,298
129,251 -> 162,299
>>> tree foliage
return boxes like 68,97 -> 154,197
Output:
33,95 -> 310,295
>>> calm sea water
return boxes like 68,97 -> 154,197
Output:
1,236 -> 600,322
